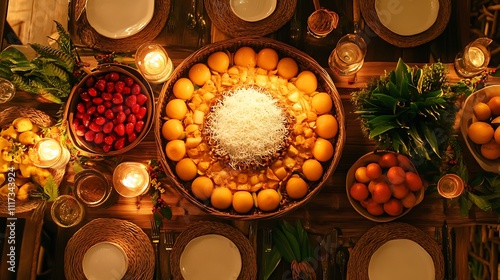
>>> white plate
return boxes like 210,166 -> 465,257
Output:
82,242 -> 128,280
374,0 -> 439,36
180,234 -> 242,280
230,0 -> 277,22
368,239 -> 435,280
86,0 -> 154,39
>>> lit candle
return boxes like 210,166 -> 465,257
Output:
113,162 -> 150,197
135,43 -> 173,84
468,46 -> 485,68
143,51 -> 167,76
31,138 -> 70,169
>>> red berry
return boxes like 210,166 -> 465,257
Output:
114,123 -> 125,136
76,103 -> 85,113
84,130 -> 95,142
112,93 -> 124,104
103,122 -> 114,134
92,97 -> 104,105
103,144 -> 112,152
103,101 -> 113,108
104,135 -> 115,145
116,111 -> 126,123
97,105 -> 106,114
104,109 -> 114,119
95,116 -> 106,125
136,107 -> 147,119
131,104 -> 140,113
106,82 -> 116,93
82,114 -> 91,127
131,84 -> 141,95
109,72 -> 120,81
75,125 -> 86,136
95,80 -> 106,91
87,106 -> 96,115
125,95 -> 137,107
102,92 -> 113,101
75,112 -> 84,119
89,122 -> 102,132
114,138 -> 126,150
128,133 -> 137,143
136,94 -> 148,106
127,114 -> 136,124
85,77 -> 95,87
112,105 -> 124,113
94,133 -> 104,144
122,87 -> 131,95
124,77 -> 134,87
125,122 -> 135,135
135,120 -> 145,133
115,81 -> 125,93
80,92 -> 91,102
88,88 -> 98,97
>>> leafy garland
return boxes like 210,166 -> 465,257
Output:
148,159 -> 172,226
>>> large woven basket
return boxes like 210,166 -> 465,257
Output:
0,107 -> 64,214
154,37 -> 346,220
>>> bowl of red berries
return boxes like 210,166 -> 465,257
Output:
64,63 -> 154,156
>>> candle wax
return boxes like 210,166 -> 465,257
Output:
468,46 -> 485,68
143,51 -> 167,75
38,139 -> 61,162
121,170 -> 147,191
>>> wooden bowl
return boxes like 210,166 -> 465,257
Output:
64,63 -> 154,156
346,151 -> 425,222
460,85 -> 500,174
154,36 -> 346,220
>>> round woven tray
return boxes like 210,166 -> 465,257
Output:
65,218 -> 154,280
205,0 -> 296,38
347,222 -> 444,280
170,221 -> 257,280
154,36 -> 346,220
74,0 -> 170,53
360,0 -> 451,48
0,107 -> 65,214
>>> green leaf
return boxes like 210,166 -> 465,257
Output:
458,194 -> 473,217
372,93 -> 398,110
368,123 -> 396,138
263,245 -> 281,280
272,225 -> 296,263
419,123 -> 440,157
153,212 -> 163,227
468,192 -> 493,212
43,175 -> 59,202
160,206 -> 172,220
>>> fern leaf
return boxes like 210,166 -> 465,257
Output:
53,21 -> 73,56
29,43 -> 74,71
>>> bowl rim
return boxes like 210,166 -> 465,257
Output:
345,150 -> 425,222
154,36 -> 346,220
64,63 -> 155,156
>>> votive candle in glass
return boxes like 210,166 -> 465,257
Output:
113,162 -> 150,198
31,138 -> 70,169
135,43 -> 173,84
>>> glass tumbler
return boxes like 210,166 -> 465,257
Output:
50,195 -> 85,227
328,33 -> 367,76
0,78 -> 15,103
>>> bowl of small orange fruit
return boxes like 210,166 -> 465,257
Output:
461,85 -> 500,173
346,151 -> 425,222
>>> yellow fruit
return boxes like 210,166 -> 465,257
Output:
286,175 -> 309,199
401,192 -> 417,208
234,46 -> 257,68
277,57 -> 299,79
257,48 -> 279,70
301,159 -> 323,181
211,187 -> 233,210
166,99 -> 188,120
232,191 -> 254,213
311,92 -> 333,114
173,78 -> 195,100
161,119 -> 184,140
312,138 -> 334,162
188,63 -> 211,86
175,158 -> 197,181
165,140 -> 186,161
191,176 -> 214,200
495,126 -> 500,145
295,71 -> 317,94
473,102 -> 492,121
488,96 -> 500,116
354,166 -> 371,183
256,189 -> 280,211
315,114 -> 338,139
468,121 -> 494,144
207,51 -> 230,73
481,139 -> 500,160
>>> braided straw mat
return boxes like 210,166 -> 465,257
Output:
65,218 -> 154,280
347,222 -> 444,280
73,0 -> 170,53
0,107 -> 65,214
360,0 -> 451,48
170,221 -> 257,280
205,0 -> 297,38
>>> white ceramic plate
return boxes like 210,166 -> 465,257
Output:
230,0 -> 277,22
368,239 -> 435,280
374,0 -> 439,36
82,242 -> 128,280
86,0 -> 154,39
180,234 -> 242,280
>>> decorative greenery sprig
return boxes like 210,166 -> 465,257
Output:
148,159 -> 172,226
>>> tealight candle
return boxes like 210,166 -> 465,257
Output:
135,43 -> 173,84
31,138 -> 70,169
113,162 -> 150,198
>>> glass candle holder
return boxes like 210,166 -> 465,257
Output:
0,78 -> 15,103
50,195 -> 85,228
328,33 -> 367,76
112,162 -> 150,198
135,43 -> 174,84
74,169 -> 113,208
31,138 -> 70,169
454,37 -> 492,78
437,174 -> 465,199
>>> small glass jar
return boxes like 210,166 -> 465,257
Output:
74,169 -> 113,208
50,195 -> 85,227
135,43 -> 173,84
437,174 -> 465,199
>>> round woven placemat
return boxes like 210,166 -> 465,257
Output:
347,222 -> 444,280
360,0 -> 451,48
74,0 -> 170,53
65,218 -> 154,280
0,107 -> 65,214
205,0 -> 297,38
170,221 -> 257,280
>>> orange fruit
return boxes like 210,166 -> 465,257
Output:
256,48 -> 279,70
232,191 -> 254,213
188,63 -> 211,86
405,172 -> 423,191
378,153 -> 398,168
161,119 -> 184,140
391,183 -> 410,199
234,46 -> 257,68
495,126 -> 500,145
401,192 -> 417,208
315,114 -> 338,139
175,158 -> 197,181
481,139 -> 500,160
368,176 -> 387,193
366,162 -> 382,179
286,176 -> 309,199
257,189 -> 281,211
360,198 -> 371,208
468,121 -> 494,144
371,182 -> 392,204
311,92 -> 333,115
473,102 -> 492,121
384,198 -> 404,216
172,78 -> 194,100
488,96 -> 500,116
301,159 -> 323,181
354,166 -> 371,183
312,138 -> 334,162
277,57 -> 299,79
349,182 -> 369,201
396,154 -> 413,171
387,166 -> 406,185
191,176 -> 214,201
211,187 -> 233,210
295,71 -> 318,94
366,200 -> 384,216
207,51 -> 230,73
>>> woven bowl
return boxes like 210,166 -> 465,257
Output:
346,151 -> 425,222
64,63 -> 154,157
460,85 -> 500,174
155,36 -> 345,220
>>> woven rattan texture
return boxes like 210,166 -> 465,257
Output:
64,218 -> 154,280
170,221 -> 256,280
73,0 -> 170,53
0,107 -> 63,213
205,0 -> 297,38
347,222 -> 444,280
154,36 -> 346,220
360,0 -> 451,48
